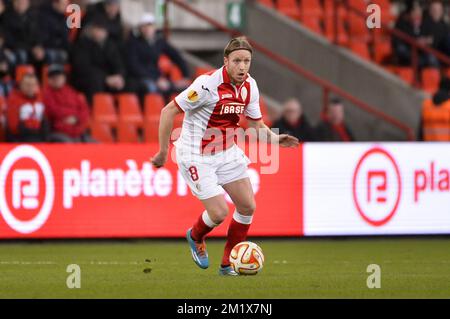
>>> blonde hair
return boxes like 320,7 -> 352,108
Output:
224,36 -> 253,57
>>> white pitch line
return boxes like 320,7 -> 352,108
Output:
0,261 -> 143,265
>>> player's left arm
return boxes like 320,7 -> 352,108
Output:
247,118 -> 299,147
245,79 -> 299,147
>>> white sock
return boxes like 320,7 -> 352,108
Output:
233,210 -> 253,225
202,210 -> 219,228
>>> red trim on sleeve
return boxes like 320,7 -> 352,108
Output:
245,116 -> 262,121
173,99 -> 184,113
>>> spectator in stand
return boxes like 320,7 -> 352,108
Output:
0,0 -> 7,26
37,0 -> 71,64
421,0 -> 449,60
83,0 -> 124,47
43,64 -> 93,143
71,17 -> 126,101
6,72 -> 48,142
420,77 -> 450,141
0,29 -> 14,97
126,13 -> 190,99
316,98 -> 355,142
392,2 -> 439,67
1,0 -> 45,66
271,98 -> 316,141
0,50 -> 13,97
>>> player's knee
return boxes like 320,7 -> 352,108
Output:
237,201 -> 256,216
209,206 -> 229,224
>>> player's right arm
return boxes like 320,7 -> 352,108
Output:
151,75 -> 209,168
151,100 -> 183,168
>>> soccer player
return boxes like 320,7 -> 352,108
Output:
151,37 -> 299,275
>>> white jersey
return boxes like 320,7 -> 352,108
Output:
174,66 -> 262,154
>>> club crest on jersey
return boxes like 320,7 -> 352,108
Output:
187,90 -> 199,102
240,87 -> 248,101
219,103 -> 245,115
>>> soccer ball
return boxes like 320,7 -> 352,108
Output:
229,241 -> 264,275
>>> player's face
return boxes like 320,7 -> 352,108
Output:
224,49 -> 252,85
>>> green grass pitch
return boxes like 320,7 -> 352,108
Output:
0,238 -> 449,298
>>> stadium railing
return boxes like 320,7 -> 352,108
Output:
333,0 -> 450,87
163,0 -> 415,140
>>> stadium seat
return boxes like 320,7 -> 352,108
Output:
117,121 -> 140,143
92,93 -> 118,126
276,0 -> 301,21
373,39 -> 392,64
90,121 -> 115,143
15,64 -> 35,82
143,119 -> 159,143
144,93 -> 165,122
421,68 -> 441,94
300,0 -> 323,19
324,17 -> 349,45
158,55 -> 173,76
348,13 -> 370,42
195,66 -> 214,78
302,17 -> 323,35
323,0 -> 347,19
347,0 -> 366,11
395,67 -> 415,85
170,65 -> 183,82
349,42 -> 371,60
118,93 -> 143,126
446,68 -> 450,78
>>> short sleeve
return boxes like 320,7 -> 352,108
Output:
174,75 -> 209,112
245,79 -> 262,120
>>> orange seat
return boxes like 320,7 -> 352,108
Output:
170,65 -> 183,82
117,121 -> 140,143
300,0 -> 323,19
350,42 -> 371,60
276,0 -> 301,21
90,121 -> 115,143
195,66 -> 214,78
373,39 -> 392,64
395,67 -> 415,85
144,93 -> 165,121
15,65 -> 35,82
324,16 -> 349,45
144,119 -> 160,143
421,68 -> 441,94
323,0 -> 346,19
348,13 -> 370,42
348,0 -> 366,11
302,17 -> 323,34
158,55 -> 173,76
92,93 -> 118,126
118,93 -> 143,126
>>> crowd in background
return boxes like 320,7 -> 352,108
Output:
0,0 -> 448,143
393,0 -> 450,67
0,0 -> 192,143
272,98 -> 355,142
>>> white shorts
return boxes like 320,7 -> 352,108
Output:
175,144 -> 251,200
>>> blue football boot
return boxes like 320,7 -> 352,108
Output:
186,228 -> 209,269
